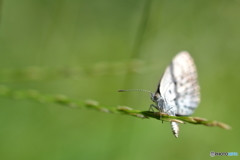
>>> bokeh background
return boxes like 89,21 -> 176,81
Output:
0,0 -> 240,159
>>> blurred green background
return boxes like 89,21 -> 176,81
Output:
0,0 -> 239,159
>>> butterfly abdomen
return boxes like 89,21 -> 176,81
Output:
171,122 -> 179,138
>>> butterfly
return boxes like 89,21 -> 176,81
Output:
118,51 -> 200,138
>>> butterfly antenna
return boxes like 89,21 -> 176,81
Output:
118,89 -> 153,94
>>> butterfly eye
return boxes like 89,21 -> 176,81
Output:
152,93 -> 161,102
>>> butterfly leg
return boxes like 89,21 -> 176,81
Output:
149,104 -> 156,113
149,104 -> 163,121
166,107 -> 173,115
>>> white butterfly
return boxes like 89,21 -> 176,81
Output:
119,51 -> 200,138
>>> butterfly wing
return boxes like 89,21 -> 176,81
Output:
157,65 -> 178,114
159,51 -> 200,116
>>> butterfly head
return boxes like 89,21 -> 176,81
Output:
150,92 -> 162,103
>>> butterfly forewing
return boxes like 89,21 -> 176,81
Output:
158,66 -> 178,114
159,51 -> 200,116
